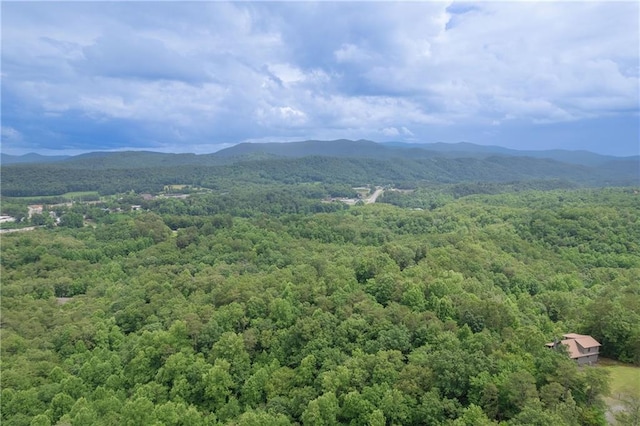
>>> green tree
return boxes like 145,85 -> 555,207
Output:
452,404 -> 494,426
499,370 -> 539,419
203,359 -> 234,411
368,409 -> 385,426
122,397 -> 155,425
50,393 -> 75,423
60,212 -> 84,228
301,392 -> 339,426
210,331 -> 251,382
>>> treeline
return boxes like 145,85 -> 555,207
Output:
378,180 -> 580,210
1,187 -> 639,425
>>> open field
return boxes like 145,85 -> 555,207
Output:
62,191 -> 101,199
599,358 -> 640,424
164,184 -> 188,191
600,358 -> 640,397
4,191 -> 100,203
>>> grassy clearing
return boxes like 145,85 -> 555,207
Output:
62,191 -> 100,199
599,358 -> 640,398
599,358 -> 640,425
353,187 -> 371,198
5,191 -> 100,203
606,367 -> 640,400
164,184 -> 187,191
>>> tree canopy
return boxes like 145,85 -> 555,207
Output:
1,185 -> 638,425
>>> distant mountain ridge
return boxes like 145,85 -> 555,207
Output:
2,140 -> 637,168
211,139 -> 640,167
381,141 -> 636,166
1,152 -> 71,165
2,140 -> 638,197
215,139 -> 391,159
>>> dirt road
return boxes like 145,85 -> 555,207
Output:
0,226 -> 38,234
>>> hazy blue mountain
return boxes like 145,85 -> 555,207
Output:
216,139 -> 638,167
1,153 -> 71,165
382,141 -> 514,154
381,141 -> 638,166
2,140 -> 637,176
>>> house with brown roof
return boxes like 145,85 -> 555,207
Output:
546,333 -> 601,365
28,204 -> 44,218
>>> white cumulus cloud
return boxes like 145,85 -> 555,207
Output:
1,1 -> 637,154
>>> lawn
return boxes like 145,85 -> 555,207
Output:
164,184 -> 187,191
599,358 -> 640,398
62,191 -> 100,200
6,191 -> 100,203
599,358 -> 640,425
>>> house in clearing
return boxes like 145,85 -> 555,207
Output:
546,333 -> 601,365
28,204 -> 44,218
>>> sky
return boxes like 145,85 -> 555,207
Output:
1,1 -> 639,156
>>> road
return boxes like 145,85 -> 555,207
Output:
366,187 -> 384,204
0,226 -> 39,234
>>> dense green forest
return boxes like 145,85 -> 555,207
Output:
2,185 -> 639,425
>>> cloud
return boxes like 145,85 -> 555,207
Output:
77,32 -> 209,83
381,126 -> 415,137
334,44 -> 373,64
1,1 -> 638,155
1,126 -> 23,150
431,2 -> 638,120
267,63 -> 306,85
256,104 -> 308,128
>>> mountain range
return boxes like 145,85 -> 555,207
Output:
1,140 -> 638,197
2,139 -> 638,167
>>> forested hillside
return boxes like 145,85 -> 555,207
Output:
2,153 -> 638,197
2,186 -> 639,425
